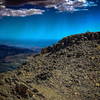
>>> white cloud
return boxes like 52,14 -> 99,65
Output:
0,0 -> 98,17
78,0 -> 86,3
46,0 -> 97,12
0,7 -> 45,17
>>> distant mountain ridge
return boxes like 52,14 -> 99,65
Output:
0,44 -> 34,59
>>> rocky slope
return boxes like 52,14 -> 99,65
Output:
0,32 -> 100,100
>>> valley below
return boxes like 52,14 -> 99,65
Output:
0,45 -> 40,72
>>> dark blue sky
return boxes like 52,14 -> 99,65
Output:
0,1 -> 100,47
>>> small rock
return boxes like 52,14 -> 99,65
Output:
96,83 -> 100,87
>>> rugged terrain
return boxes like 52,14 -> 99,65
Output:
0,32 -> 100,100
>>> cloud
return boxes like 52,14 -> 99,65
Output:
46,0 -> 97,12
0,0 -> 98,17
0,6 -> 45,17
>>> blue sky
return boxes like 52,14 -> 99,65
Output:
0,0 -> 100,47
0,7 -> 100,40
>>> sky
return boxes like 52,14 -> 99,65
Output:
0,0 -> 100,47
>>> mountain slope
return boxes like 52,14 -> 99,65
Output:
0,32 -> 100,100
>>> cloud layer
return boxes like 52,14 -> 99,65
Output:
0,0 -> 98,17
0,7 -> 44,17
46,0 -> 97,12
